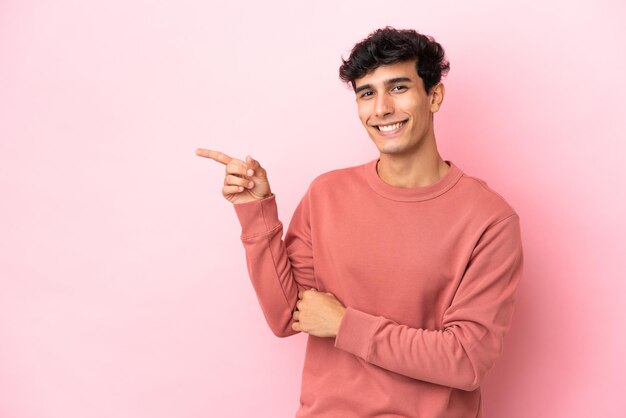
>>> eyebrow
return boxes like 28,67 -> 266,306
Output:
354,77 -> 413,94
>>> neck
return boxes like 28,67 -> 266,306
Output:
376,149 -> 449,188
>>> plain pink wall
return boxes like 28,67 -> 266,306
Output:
1,1 -> 625,417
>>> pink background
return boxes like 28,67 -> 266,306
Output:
1,1 -> 625,417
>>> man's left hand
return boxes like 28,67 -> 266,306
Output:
292,289 -> 346,338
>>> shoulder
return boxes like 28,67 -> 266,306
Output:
308,161 -> 370,191
452,167 -> 519,224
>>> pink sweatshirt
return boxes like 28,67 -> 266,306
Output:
233,159 -> 523,417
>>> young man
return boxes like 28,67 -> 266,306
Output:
196,27 -> 523,418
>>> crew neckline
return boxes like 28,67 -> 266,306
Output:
363,158 -> 463,202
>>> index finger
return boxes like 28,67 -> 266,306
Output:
195,148 -> 233,165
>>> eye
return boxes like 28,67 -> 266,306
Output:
391,85 -> 408,92
359,91 -> 374,99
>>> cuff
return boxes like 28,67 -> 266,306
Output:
233,194 -> 281,239
334,307 -> 382,360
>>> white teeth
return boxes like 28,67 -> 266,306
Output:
378,121 -> 404,132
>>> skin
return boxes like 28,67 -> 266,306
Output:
193,150 -> 272,205
355,60 -> 449,187
196,60 -> 447,338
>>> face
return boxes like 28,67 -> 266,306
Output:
354,60 -> 444,158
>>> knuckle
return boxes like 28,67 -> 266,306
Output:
227,159 -> 240,171
226,174 -> 242,186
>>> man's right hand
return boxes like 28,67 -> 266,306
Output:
195,149 -> 273,205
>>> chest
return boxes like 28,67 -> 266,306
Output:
310,197 -> 477,325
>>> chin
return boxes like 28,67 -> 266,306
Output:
373,138 -> 408,154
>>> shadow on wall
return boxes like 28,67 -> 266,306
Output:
445,77 -> 536,417
442,76 -> 591,417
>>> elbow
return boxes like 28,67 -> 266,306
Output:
445,328 -> 501,391
456,376 -> 482,392
270,326 -> 298,338
454,356 -> 493,392
258,307 -> 299,338
447,339 -> 492,391
268,318 -> 299,338
446,365 -> 486,392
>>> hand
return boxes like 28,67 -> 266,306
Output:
195,149 -> 272,205
292,289 -> 346,338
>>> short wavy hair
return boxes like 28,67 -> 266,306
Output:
339,27 -> 450,94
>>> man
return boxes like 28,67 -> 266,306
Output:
196,27 -> 523,418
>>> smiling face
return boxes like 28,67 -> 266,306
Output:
354,60 -> 444,158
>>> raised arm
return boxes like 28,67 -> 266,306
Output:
234,189 -> 317,337
196,149 -> 315,337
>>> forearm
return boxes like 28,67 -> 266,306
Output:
335,308 -> 497,391
335,214 -> 523,390
240,224 -> 308,337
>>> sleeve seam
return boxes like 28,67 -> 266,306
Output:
260,198 -> 269,230
489,213 -> 518,229
266,233 -> 294,312
240,223 -> 282,241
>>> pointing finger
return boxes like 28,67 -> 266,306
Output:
195,149 -> 233,165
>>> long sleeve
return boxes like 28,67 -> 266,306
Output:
334,213 -> 524,391
233,192 -> 316,337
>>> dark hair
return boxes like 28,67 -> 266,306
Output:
339,27 -> 450,94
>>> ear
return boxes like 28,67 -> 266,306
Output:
429,83 -> 445,113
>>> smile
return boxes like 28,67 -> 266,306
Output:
375,120 -> 407,134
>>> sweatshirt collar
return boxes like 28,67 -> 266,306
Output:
363,158 -> 463,202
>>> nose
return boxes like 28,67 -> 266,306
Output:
374,93 -> 393,118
